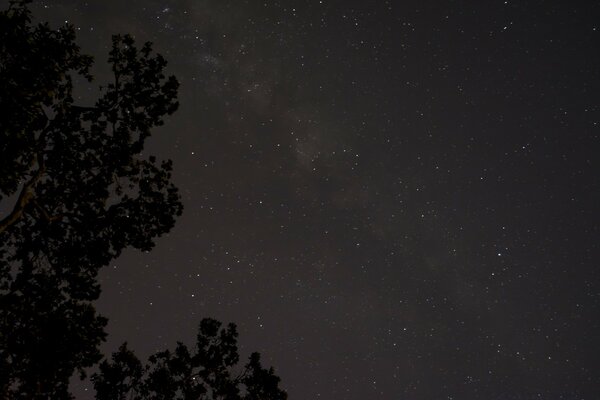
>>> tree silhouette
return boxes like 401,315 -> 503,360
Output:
1,3 -> 286,399
0,1 -> 181,397
93,319 -> 287,400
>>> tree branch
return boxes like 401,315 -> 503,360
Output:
32,199 -> 63,223
0,145 -> 46,235
70,105 -> 97,113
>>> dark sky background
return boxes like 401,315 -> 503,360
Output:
16,0 -> 600,398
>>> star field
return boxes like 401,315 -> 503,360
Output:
20,0 -> 600,398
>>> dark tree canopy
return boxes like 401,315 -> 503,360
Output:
0,3 -> 286,399
93,319 -> 288,400
0,1 -> 181,397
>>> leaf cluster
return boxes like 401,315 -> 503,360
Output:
93,319 -> 288,400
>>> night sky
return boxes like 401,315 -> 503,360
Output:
17,0 -> 600,398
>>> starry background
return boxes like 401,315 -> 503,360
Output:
15,0 -> 600,398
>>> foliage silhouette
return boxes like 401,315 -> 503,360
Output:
0,0 -> 181,397
93,319 -> 288,400
0,2 -> 287,400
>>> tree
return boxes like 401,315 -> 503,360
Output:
0,3 -> 287,399
0,1 -> 182,397
92,318 -> 287,400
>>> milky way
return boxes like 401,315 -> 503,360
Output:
21,1 -> 600,398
